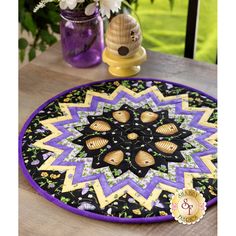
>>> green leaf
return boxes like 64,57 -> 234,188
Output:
19,38 -> 28,50
48,10 -> 60,22
19,49 -> 25,62
40,30 -> 57,45
22,12 -> 37,36
29,47 -> 36,61
19,0 -> 25,10
39,42 -> 47,52
51,24 -> 60,34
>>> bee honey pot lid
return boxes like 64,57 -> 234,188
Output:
19,78 -> 217,223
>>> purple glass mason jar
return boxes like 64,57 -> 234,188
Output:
60,9 -> 104,68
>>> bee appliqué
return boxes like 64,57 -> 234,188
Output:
130,30 -> 139,42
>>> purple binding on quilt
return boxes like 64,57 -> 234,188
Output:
19,78 -> 217,224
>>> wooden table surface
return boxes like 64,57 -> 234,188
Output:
19,42 -> 217,236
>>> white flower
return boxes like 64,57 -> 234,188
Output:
33,0 -> 54,12
34,0 -> 123,17
85,2 -> 97,16
100,0 -> 123,18
60,0 -> 85,10
85,0 -> 123,18
102,0 -> 122,18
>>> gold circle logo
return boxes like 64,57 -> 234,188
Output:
170,188 -> 206,225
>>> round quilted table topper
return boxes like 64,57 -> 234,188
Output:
19,78 -> 217,223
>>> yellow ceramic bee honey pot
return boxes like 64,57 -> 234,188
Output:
102,14 -> 147,77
